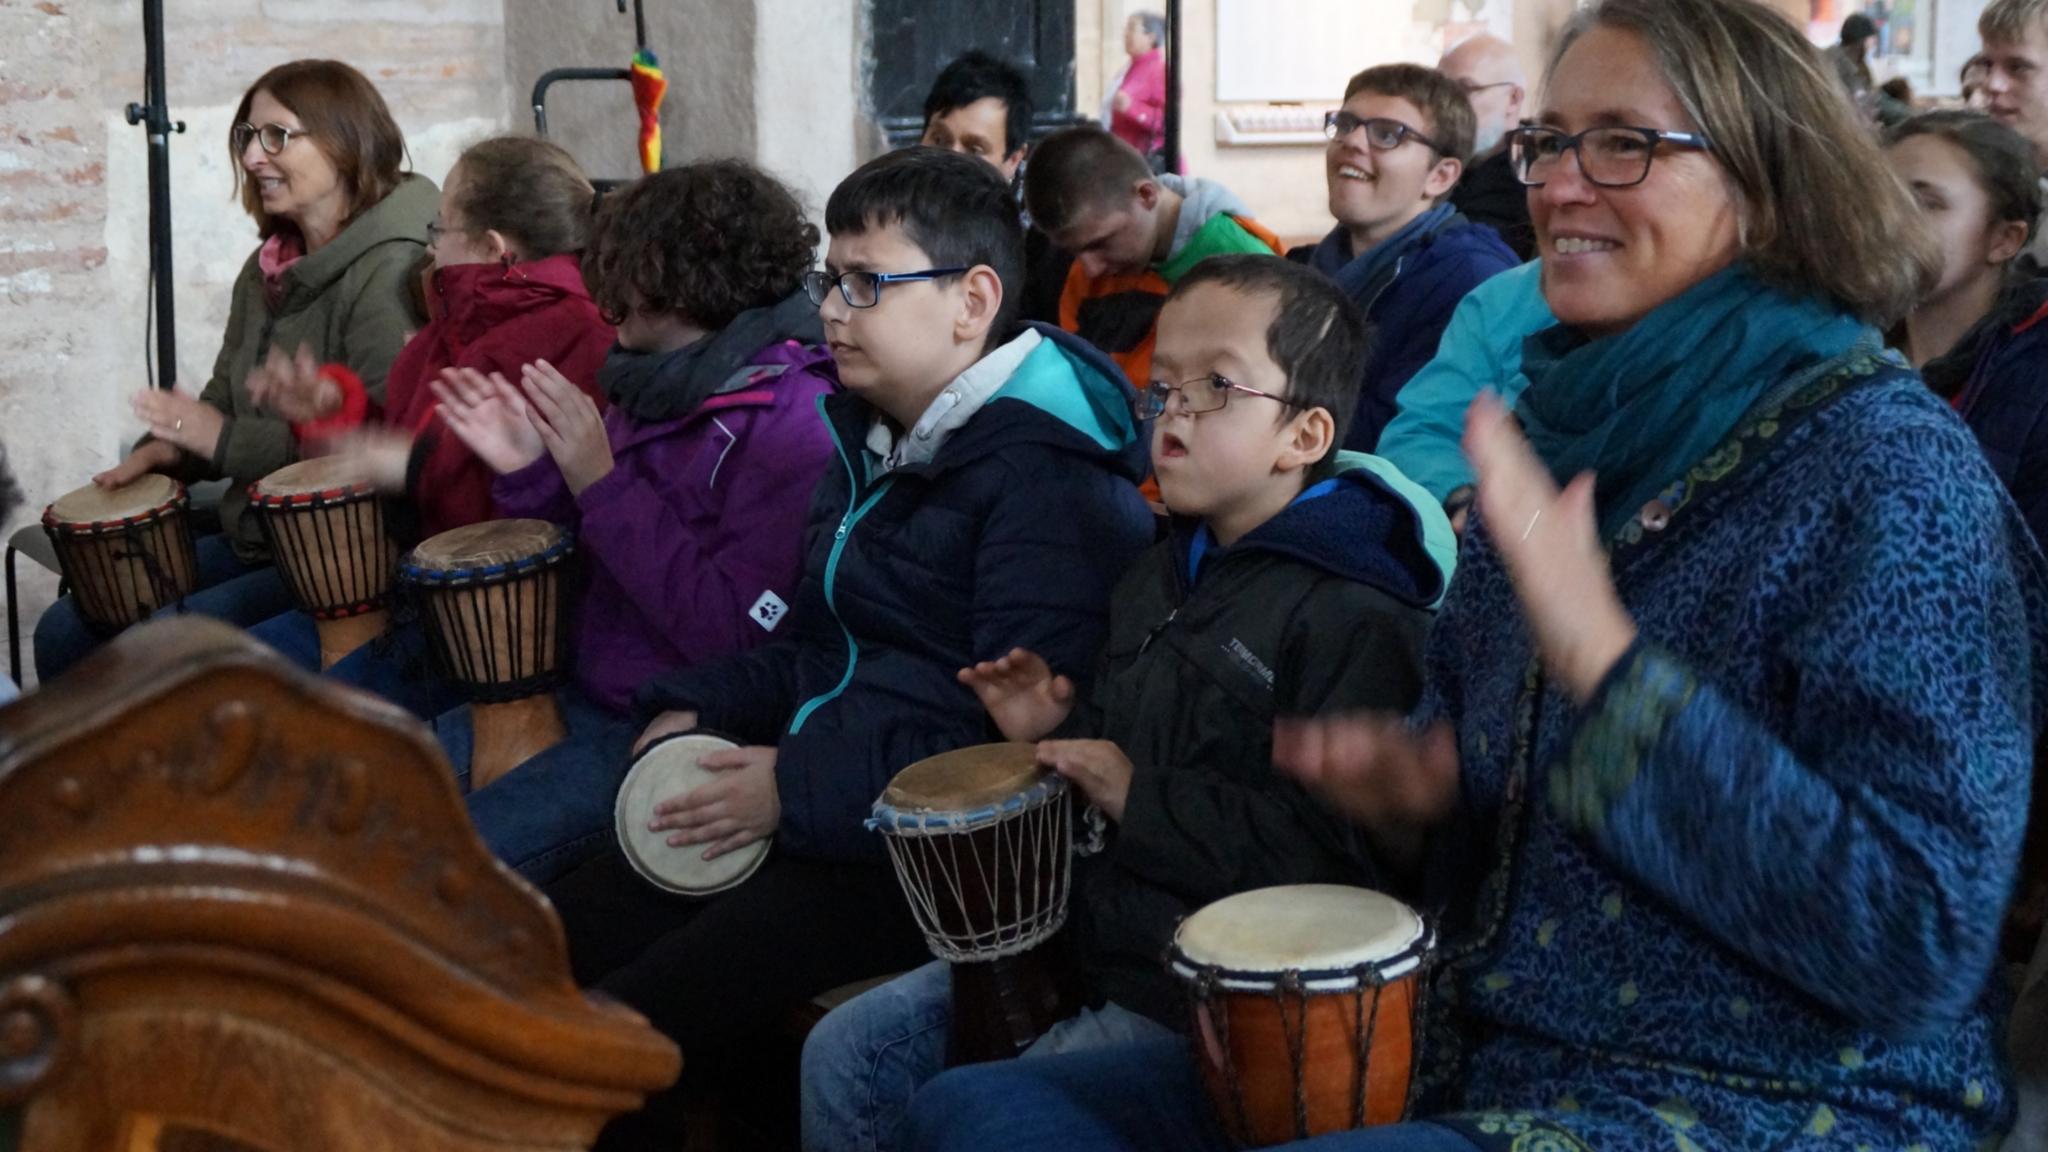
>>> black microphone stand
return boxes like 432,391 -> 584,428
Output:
125,0 -> 185,391
1161,0 -> 1182,174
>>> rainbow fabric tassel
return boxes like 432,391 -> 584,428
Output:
630,47 -> 667,173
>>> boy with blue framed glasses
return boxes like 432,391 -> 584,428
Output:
541,146 -> 1156,1151
799,254 -> 1455,1152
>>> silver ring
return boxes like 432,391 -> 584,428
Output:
173,418 -> 183,433
1520,507 -> 1542,542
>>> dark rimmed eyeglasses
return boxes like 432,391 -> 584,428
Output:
1507,122 -> 1712,188
1322,111 -> 1447,155
1508,123 -> 1713,189
1137,374 -> 1295,420
803,267 -> 969,309
233,121 -> 314,157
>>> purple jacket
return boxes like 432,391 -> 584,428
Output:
494,340 -> 837,713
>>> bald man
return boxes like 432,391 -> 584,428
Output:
1438,34 -> 1535,260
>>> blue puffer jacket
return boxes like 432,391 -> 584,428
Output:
1293,212 -> 1519,452
1932,275 -> 2048,548
637,324 -> 1156,863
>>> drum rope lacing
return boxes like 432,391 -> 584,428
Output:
404,534 -> 574,704
879,781 -> 1073,963
43,495 -> 196,635
252,485 -> 395,620
1182,924 -> 1435,1147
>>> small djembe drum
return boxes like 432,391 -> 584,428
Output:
869,742 -> 1078,1065
41,474 -> 198,636
616,730 -> 772,896
248,457 -> 399,669
1168,885 -> 1434,1147
401,519 -> 574,790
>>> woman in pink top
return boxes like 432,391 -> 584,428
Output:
1108,11 -> 1167,156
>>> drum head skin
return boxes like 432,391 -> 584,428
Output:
616,731 -> 770,896
882,743 -> 1048,811
48,474 -> 180,525
410,519 -> 567,573
253,456 -> 379,499
1172,885 -> 1429,991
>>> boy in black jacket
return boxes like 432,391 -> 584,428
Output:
542,148 -> 1155,1152
800,254 -> 1456,1152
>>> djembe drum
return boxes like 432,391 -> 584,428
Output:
1168,885 -> 1434,1147
616,730 -> 772,896
41,474 -> 198,635
869,742 -> 1078,1065
401,519 -> 573,790
248,457 -> 399,668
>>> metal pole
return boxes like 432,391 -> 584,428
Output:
126,0 -> 183,390
1162,0 -> 1182,173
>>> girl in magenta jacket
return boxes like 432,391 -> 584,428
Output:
430,161 -> 837,883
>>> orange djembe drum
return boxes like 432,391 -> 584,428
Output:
248,457 -> 399,668
1169,885 -> 1435,1147
401,519 -> 574,790
41,474 -> 198,635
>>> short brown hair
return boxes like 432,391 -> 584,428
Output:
231,60 -> 408,238
1982,0 -> 2048,44
1555,0 -> 1939,326
584,160 -> 818,330
1023,126 -> 1154,234
448,137 -> 595,261
1343,63 -> 1478,162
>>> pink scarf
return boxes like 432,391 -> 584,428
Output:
258,231 -> 306,310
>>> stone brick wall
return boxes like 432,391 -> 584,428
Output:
0,0 -> 507,684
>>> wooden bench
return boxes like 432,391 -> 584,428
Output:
0,616 -> 680,1152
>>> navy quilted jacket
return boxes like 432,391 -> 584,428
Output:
1933,277 -> 2048,549
636,325 -> 1155,863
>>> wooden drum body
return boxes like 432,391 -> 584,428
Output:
401,519 -> 573,791
1169,885 -> 1433,1147
248,458 -> 399,669
41,475 -> 197,635
869,743 -> 1078,1065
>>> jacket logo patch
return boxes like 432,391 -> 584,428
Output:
1223,638 -> 1275,687
750,591 -> 789,632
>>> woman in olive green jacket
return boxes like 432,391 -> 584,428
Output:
35,59 -> 433,682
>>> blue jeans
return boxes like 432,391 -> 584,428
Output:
247,611 -> 467,721
436,686 -> 638,885
802,959 -> 1179,1152
34,533 -> 294,683
904,1033 -> 1482,1152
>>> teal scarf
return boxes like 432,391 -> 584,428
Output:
1515,266 -> 1872,540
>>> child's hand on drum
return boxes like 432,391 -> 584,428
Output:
432,367 -> 546,475
93,440 -> 181,488
1036,739 -> 1133,822
650,744 -> 780,861
248,343 -> 340,424
518,360 -> 613,496
958,648 -> 1076,743
1274,714 -> 1459,871
633,709 -> 699,757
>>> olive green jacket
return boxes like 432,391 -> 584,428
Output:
158,174 -> 436,559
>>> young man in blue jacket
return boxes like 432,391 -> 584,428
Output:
1294,63 -> 1518,452
542,147 -> 1156,1151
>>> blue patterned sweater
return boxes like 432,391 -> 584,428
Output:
1415,350 -> 2048,1152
